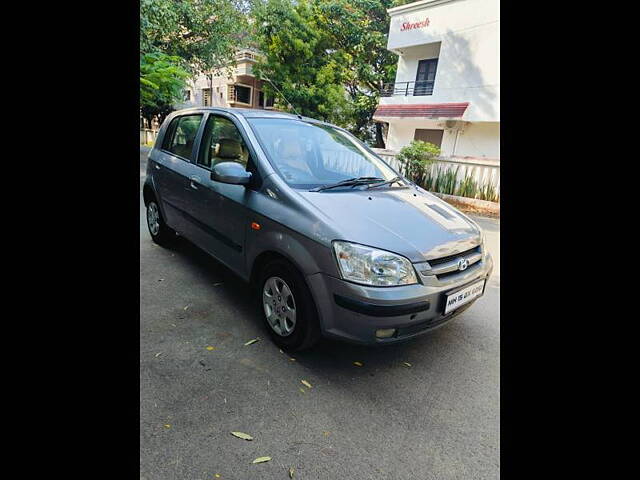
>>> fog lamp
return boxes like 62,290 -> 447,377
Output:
376,328 -> 397,339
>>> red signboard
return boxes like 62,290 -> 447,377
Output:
400,18 -> 430,32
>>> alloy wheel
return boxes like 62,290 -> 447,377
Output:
262,276 -> 297,337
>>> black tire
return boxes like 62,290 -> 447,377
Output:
146,198 -> 177,247
258,259 -> 322,351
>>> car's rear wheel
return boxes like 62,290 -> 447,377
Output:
146,199 -> 177,247
259,259 -> 321,351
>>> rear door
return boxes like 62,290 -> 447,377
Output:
152,113 -> 205,232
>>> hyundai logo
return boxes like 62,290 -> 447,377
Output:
457,258 -> 469,271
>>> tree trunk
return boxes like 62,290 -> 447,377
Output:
374,122 -> 386,149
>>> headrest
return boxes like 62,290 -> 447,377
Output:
276,138 -> 303,159
214,138 -> 242,159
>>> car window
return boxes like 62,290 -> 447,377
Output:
247,118 -> 397,188
162,114 -> 203,159
197,115 -> 250,170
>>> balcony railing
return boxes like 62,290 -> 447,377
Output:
381,81 -> 434,97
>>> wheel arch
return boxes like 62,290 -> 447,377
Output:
143,179 -> 157,207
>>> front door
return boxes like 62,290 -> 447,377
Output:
184,113 -> 255,273
415,58 -> 438,96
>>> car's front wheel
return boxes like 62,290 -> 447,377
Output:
146,199 -> 177,247
259,259 -> 321,351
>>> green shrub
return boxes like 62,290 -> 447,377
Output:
396,140 -> 441,186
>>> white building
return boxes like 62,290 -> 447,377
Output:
374,0 -> 499,161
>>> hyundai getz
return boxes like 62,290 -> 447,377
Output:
144,108 -> 493,351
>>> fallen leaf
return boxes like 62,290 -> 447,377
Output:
214,475 -> 221,478
184,305 -> 189,311
244,338 -> 259,346
353,361 -> 363,367
289,358 -> 296,362
164,424 -> 171,428
301,380 -> 312,389
289,466 -> 295,478
155,352 -> 162,358
402,362 -> 412,367
252,456 -> 271,464
230,431 -> 254,441
323,431 -> 330,437
206,346 -> 216,351
299,388 -> 306,394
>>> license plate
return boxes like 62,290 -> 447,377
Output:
444,279 -> 486,314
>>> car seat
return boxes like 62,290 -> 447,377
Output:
211,138 -> 244,166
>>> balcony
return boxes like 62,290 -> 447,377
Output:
381,80 -> 435,97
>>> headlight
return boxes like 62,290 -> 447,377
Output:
332,241 -> 418,286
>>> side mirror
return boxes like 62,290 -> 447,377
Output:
211,162 -> 252,185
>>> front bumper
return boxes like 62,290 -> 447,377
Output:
306,253 -> 493,345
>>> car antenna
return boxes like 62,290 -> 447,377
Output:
263,76 -> 303,119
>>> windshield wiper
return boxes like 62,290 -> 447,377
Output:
367,176 -> 404,189
310,177 -> 385,192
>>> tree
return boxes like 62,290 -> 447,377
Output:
140,0 -> 248,126
251,0 -> 353,125
312,0 -> 397,146
140,52 -> 190,128
251,0 -> 397,146
140,0 -> 249,73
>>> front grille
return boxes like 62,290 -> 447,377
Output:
427,246 -> 480,266
415,245 -> 483,282
435,261 -> 481,280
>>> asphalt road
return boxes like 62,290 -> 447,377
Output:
140,147 -> 500,480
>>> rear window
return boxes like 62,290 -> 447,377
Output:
162,114 -> 203,159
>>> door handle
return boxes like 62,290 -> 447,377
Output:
189,176 -> 201,190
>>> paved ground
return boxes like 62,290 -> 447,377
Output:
140,147 -> 500,480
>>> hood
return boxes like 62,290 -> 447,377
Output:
297,186 -> 481,263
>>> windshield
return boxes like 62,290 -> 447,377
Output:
247,118 -> 400,189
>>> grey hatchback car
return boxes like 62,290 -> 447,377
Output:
144,107 -> 493,351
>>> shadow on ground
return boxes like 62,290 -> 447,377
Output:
166,235 -> 476,382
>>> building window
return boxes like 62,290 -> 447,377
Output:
259,91 -> 275,109
184,89 -> 191,101
414,129 -> 443,147
234,85 -> 252,105
202,88 -> 212,106
415,58 -> 438,96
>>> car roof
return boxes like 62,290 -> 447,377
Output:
172,106 -> 324,124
